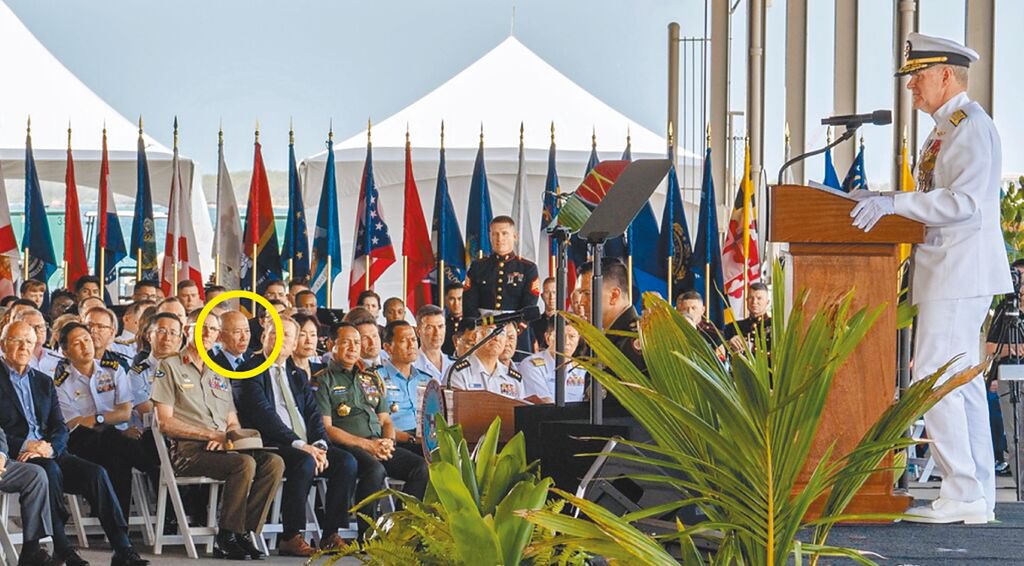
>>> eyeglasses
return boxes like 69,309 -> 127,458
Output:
154,328 -> 182,338
87,323 -> 115,333
5,338 -> 36,348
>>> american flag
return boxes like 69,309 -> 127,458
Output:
348,141 -> 395,307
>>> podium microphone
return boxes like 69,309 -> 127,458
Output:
478,306 -> 542,327
777,109 -> 891,186
821,110 -> 892,128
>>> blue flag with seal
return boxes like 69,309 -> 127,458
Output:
130,127 -> 158,283
624,135 -> 662,305
688,147 -> 728,328
823,147 -> 842,190
22,127 -> 56,284
841,141 -> 868,192
282,134 -> 310,280
431,138 -> 466,292
465,131 -> 493,260
310,132 -> 342,306
655,160 -> 691,301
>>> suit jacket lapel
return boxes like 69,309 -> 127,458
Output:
29,371 -> 46,428
0,364 -> 28,424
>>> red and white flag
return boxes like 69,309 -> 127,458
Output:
161,120 -> 204,298
64,141 -> 89,287
0,162 -> 20,298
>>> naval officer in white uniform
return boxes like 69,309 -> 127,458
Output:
850,32 -> 1011,524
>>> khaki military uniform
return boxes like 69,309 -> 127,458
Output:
150,351 -> 284,535
314,362 -> 389,439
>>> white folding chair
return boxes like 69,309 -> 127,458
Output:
258,478 -> 322,552
908,418 -> 938,483
151,410 -> 224,559
0,493 -> 18,566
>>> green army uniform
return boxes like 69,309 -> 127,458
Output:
150,351 -> 283,535
314,362 -> 390,439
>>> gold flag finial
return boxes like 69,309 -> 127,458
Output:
860,133 -> 865,146
826,126 -> 832,144
289,117 -> 294,145
902,125 -> 908,149
667,122 -> 674,147
480,122 -> 484,145
138,115 -> 143,136
550,121 -> 555,144
519,122 -> 524,144
440,120 -> 445,150
591,126 -> 597,149
405,122 -> 410,146
329,118 -> 334,142
254,119 -> 260,143
784,122 -> 791,145
626,125 -> 631,145
67,121 -> 72,150
173,116 -> 179,149
705,123 -> 711,147
26,115 -> 31,133
367,117 -> 372,145
218,120 -> 224,145
102,120 -> 107,139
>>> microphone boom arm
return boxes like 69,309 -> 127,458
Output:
777,126 -> 859,186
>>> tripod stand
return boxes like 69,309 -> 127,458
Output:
988,294 -> 1024,502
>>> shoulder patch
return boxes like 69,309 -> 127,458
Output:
531,357 -> 547,367
508,368 -> 523,381
130,360 -> 151,374
950,109 -> 968,127
453,359 -> 470,371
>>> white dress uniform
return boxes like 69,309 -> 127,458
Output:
516,350 -> 587,403
887,33 -> 1012,518
126,353 -> 159,430
54,358 -> 134,431
29,347 -> 63,379
412,349 -> 452,383
448,354 -> 524,400
108,330 -> 138,361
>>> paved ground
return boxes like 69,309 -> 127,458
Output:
67,545 -> 362,565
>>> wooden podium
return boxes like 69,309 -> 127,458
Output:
448,390 -> 529,443
769,185 -> 925,517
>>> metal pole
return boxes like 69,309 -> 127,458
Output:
892,0 -> 918,192
438,259 -> 445,309
746,0 -> 766,195
251,242 -> 257,312
22,248 -> 28,282
365,255 -> 370,291
554,228 -> 568,407
590,242 -> 604,425
709,0 -> 730,203
668,22 -> 680,159
785,0 -> 808,186
965,0 -> 996,115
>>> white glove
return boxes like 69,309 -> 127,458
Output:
850,195 -> 895,232
848,189 -> 875,202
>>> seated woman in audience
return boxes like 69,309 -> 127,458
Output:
290,313 -> 323,382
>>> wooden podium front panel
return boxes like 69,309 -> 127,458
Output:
788,242 -> 912,516
450,390 -> 527,444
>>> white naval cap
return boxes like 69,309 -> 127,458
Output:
897,32 -> 979,76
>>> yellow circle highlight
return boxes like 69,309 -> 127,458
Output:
195,289 -> 283,380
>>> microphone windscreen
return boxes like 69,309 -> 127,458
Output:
872,110 -> 893,125
522,305 -> 542,322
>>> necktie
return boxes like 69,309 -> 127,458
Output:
273,366 -> 307,442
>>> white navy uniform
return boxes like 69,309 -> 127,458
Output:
448,354 -> 524,400
412,349 -> 451,383
896,90 -> 1010,514
126,353 -> 160,430
516,350 -> 586,403
29,347 -> 63,379
54,358 -> 134,431
108,330 -> 138,361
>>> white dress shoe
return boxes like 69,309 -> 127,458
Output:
903,498 -> 988,524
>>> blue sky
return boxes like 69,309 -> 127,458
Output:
7,0 -> 1022,186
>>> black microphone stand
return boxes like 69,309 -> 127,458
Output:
776,125 -> 859,186
442,324 -> 509,389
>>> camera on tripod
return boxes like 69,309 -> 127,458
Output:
995,266 -> 1024,381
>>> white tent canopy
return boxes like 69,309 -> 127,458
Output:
0,1 -> 213,278
301,37 -> 703,307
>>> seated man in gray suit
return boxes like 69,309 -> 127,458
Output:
0,424 -> 54,566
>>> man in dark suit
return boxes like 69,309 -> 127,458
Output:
212,310 -> 251,371
234,316 -> 357,555
0,321 -> 148,566
0,423 -> 55,565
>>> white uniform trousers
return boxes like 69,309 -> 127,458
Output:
913,296 -> 994,511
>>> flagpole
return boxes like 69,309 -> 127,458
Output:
99,125 -> 107,283
63,261 -> 68,289
550,121 -> 558,278
364,255 -> 370,291
136,249 -> 142,281
667,257 -> 673,305
252,242 -> 258,312
742,135 -> 750,316
327,256 -> 333,308
99,248 -> 105,290
22,248 -> 28,282
439,259 -> 445,309
402,256 -> 408,305
288,259 -> 293,281
627,256 -> 633,304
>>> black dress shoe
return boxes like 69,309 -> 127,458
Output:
238,532 -> 265,560
110,548 -> 150,566
213,531 -> 249,560
16,546 -> 52,566
56,547 -> 90,566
